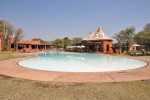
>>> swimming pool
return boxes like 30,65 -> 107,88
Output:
19,52 -> 146,72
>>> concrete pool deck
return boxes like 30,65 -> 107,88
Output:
0,56 -> 150,83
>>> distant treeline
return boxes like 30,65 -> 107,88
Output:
113,23 -> 150,52
52,37 -> 82,49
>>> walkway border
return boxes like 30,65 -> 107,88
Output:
0,56 -> 150,83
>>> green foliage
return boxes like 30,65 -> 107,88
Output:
114,27 -> 135,52
128,50 -> 144,56
72,37 -> 82,45
53,37 -> 83,49
0,21 -> 4,32
53,38 -> 63,48
134,23 -> 150,51
144,23 -> 150,32
134,32 -> 150,44
63,37 -> 72,49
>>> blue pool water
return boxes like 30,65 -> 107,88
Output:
19,52 -> 146,72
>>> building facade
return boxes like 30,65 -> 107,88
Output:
0,31 -> 54,52
82,27 -> 113,53
13,38 -> 54,52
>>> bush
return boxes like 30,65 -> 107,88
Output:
128,51 -> 144,56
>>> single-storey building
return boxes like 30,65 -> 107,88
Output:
82,27 -> 113,53
11,38 -> 54,52
0,31 -> 54,52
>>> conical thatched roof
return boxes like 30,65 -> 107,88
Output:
83,27 -> 112,41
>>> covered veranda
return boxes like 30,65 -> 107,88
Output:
11,39 -> 53,52
82,40 -> 103,52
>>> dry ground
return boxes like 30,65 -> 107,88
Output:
0,52 -> 150,100
0,75 -> 150,100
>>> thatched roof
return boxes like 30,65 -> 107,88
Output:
83,27 -> 112,41
17,38 -> 52,45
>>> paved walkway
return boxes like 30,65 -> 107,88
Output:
0,56 -> 150,83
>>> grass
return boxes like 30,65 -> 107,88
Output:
0,52 -> 150,100
0,75 -> 150,100
0,51 -> 25,60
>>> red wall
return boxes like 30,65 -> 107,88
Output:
102,40 -> 113,54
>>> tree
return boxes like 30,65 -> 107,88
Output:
53,37 -> 72,49
134,23 -> 150,51
53,38 -> 63,48
144,23 -> 150,32
72,37 -> 82,45
62,37 -> 72,49
14,28 -> 23,50
0,20 -> 15,50
114,27 -> 135,52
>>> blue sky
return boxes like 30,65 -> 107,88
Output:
0,0 -> 150,40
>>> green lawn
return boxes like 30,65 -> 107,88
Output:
0,52 -> 150,100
